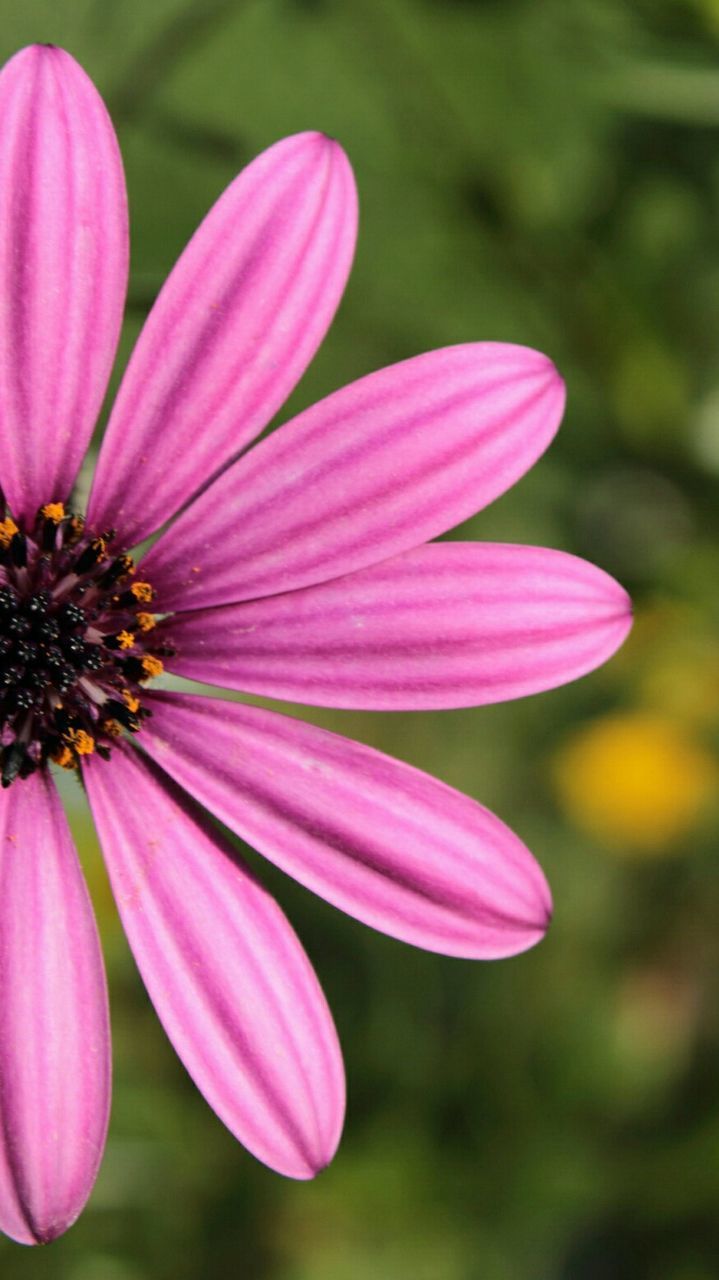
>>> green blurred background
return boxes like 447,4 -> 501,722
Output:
3,0 -> 719,1276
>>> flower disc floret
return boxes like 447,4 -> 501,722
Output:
0,502 -> 166,785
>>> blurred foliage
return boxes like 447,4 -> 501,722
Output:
2,0 -> 719,1277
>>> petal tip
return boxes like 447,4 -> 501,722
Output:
1,1198 -> 83,1249
284,128 -> 347,166
478,342 -> 567,417
531,874 -> 554,940
252,1094 -> 343,1183
592,566 -> 635,642
517,348 -> 566,410
257,1126 -> 341,1182
291,130 -> 355,194
540,887 -> 554,933
539,354 -> 567,404
7,42 -> 73,72
6,42 -> 49,62
283,1151 -> 334,1182
502,856 -> 553,959
28,1212 -> 79,1247
274,1091 -> 344,1182
619,585 -> 634,618
296,127 -> 343,151
616,591 -> 634,637
303,130 -> 355,196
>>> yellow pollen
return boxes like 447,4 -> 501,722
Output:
131,582 -> 154,603
104,719 -> 123,737
0,517 -> 18,547
40,502 -> 65,523
52,745 -> 74,768
136,612 -> 156,632
122,690 -> 141,713
65,728 -> 95,756
141,655 -> 164,680
117,630 -> 135,650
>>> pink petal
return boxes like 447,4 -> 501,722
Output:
143,343 -> 565,611
83,744 -> 344,1180
87,132 -> 357,547
139,692 -> 552,959
163,543 -> 632,709
0,771 -> 110,1245
0,45 -> 128,525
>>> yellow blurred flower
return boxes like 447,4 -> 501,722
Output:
551,711 -> 718,854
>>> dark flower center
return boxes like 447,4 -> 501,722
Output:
0,503 -> 170,787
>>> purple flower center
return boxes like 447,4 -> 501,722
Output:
0,503 -> 167,786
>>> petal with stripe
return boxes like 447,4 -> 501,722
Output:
0,45 -> 127,524
143,343 -> 565,610
0,772 -> 110,1245
139,692 -> 552,960
88,132 -> 357,547
163,543 -> 632,709
84,744 -> 344,1179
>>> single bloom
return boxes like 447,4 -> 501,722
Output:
0,45 -> 631,1246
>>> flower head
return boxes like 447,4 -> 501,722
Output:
0,45 -> 631,1245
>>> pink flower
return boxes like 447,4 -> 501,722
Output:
0,44 -> 631,1245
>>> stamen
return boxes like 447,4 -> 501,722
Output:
99,554 -> 134,588
75,536 -> 109,575
103,698 -> 140,732
130,582 -> 154,603
0,517 -> 19,548
40,503 -> 65,523
65,728 -> 95,756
